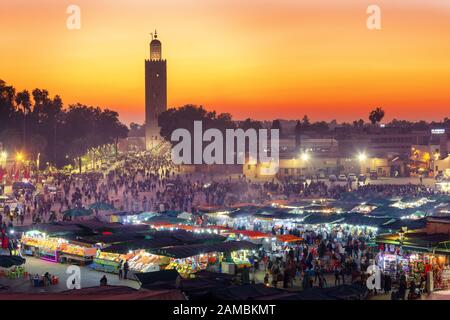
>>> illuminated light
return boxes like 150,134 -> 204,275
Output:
16,152 -> 24,161
300,152 -> 310,161
431,129 -> 446,135
357,152 -> 367,162
0,151 -> 7,159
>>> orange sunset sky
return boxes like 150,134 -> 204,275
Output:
1,0 -> 450,125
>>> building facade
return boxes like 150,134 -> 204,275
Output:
145,31 -> 167,150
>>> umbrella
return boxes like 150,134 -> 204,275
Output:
0,255 -> 26,268
63,208 -> 93,217
89,202 -> 114,210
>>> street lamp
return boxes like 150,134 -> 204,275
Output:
358,152 -> 367,162
16,152 -> 23,161
37,153 -> 40,171
301,152 -> 310,162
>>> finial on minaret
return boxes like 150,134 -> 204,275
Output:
154,29 -> 158,39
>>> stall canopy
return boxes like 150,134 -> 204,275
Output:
89,202 -> 114,211
75,221 -> 149,234
253,210 -> 301,220
63,208 -> 93,217
150,240 -> 258,259
380,218 -> 427,233
70,232 -> 150,245
144,216 -> 188,225
13,222 -> 85,237
222,230 -> 269,239
301,214 -> 344,225
340,213 -> 394,228
135,270 -> 180,290
101,230 -> 226,254
376,232 -> 450,254
102,238 -> 183,254
276,234 -> 303,243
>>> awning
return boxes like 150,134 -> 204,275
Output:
150,240 -> 258,259
276,234 -> 303,243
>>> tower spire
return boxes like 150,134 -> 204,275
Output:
154,29 -> 157,39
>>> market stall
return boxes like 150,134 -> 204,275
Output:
92,251 -> 128,273
376,232 -> 450,290
151,240 -> 258,277
20,230 -> 96,265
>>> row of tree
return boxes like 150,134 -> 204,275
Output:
158,105 -> 449,141
0,80 -> 128,168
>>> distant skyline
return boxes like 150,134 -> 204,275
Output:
2,0 -> 450,125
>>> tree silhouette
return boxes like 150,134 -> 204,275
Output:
369,107 -> 385,125
0,80 -> 128,167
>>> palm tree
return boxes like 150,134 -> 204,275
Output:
369,107 -> 385,125
15,90 -> 31,151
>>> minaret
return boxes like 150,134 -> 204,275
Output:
145,30 -> 167,150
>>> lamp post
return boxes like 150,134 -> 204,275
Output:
357,152 -> 368,189
300,151 -> 310,177
358,152 -> 367,174
0,151 -> 7,168
36,153 -> 40,172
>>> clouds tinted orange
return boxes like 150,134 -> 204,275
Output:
1,0 -> 449,124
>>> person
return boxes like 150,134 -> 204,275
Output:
33,273 -> 40,287
123,261 -> 129,279
384,273 -> 392,294
334,266 -> 341,286
398,272 -> 407,300
408,280 -> 417,300
340,266 -> 346,284
118,260 -> 124,280
44,272 -> 52,286
100,275 -> 108,286
264,273 -> 269,286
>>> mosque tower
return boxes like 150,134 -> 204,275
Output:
145,30 -> 167,150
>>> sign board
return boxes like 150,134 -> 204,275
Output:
431,129 -> 446,135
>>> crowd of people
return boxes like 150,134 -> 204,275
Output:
0,149 -> 448,299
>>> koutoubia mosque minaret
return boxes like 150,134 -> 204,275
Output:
145,30 -> 167,150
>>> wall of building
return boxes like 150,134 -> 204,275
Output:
243,156 -> 371,178
360,157 -> 390,176
434,156 -> 450,177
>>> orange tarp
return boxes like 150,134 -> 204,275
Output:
276,234 -> 303,243
146,222 -> 179,228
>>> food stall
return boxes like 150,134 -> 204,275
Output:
21,232 -> 60,262
377,252 -> 410,280
20,230 -> 96,265
128,250 -> 162,273
151,240 -> 258,277
165,253 -> 215,276
58,241 -> 97,265
91,251 -> 128,273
